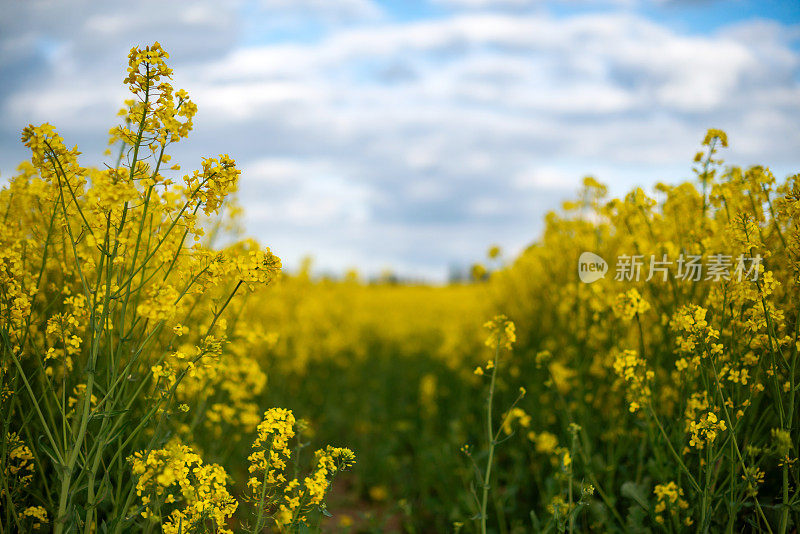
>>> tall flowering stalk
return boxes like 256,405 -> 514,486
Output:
245,408 -> 355,532
468,315 -> 520,534
0,42 -> 354,534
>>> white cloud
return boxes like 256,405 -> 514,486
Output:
195,13 -> 775,118
241,157 -> 373,227
2,5 -> 799,279
514,166 -> 578,190
259,0 -> 382,21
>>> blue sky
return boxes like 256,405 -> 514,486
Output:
1,0 -> 799,279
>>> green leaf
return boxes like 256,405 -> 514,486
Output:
625,505 -> 650,534
621,481 -> 649,510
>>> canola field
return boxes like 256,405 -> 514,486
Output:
2,43 -> 799,533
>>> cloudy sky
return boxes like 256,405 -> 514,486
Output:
1,0 -> 799,279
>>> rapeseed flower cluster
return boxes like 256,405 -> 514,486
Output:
612,349 -> 653,412
129,441 -> 237,533
653,482 -> 690,526
612,288 -> 651,322
246,409 -> 355,531
0,43 -> 352,534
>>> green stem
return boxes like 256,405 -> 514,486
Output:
480,343 -> 501,534
707,357 -> 774,534
646,402 -> 701,493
